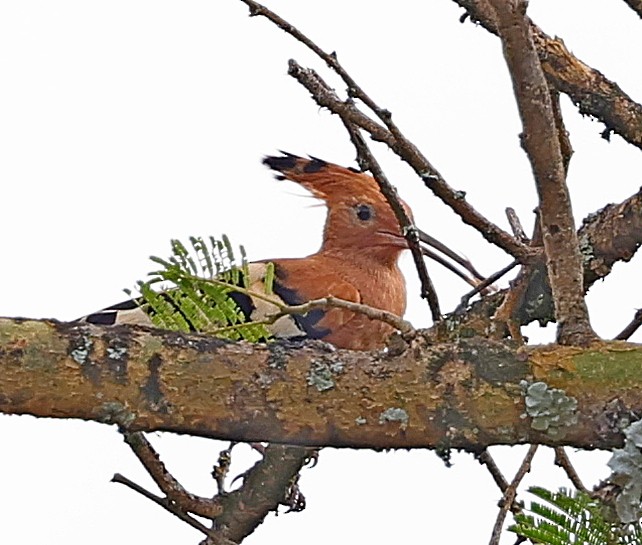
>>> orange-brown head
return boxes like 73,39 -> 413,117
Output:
263,153 -> 411,266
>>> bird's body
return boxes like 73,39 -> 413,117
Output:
260,252 -> 406,350
80,153 -> 477,350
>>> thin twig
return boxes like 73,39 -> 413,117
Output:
456,260 -> 519,313
111,473 -> 229,542
286,59 -> 534,263
420,245 -> 486,289
549,88 -> 573,176
122,432 -> 223,518
488,445 -> 538,545
553,447 -> 589,494
212,443 -> 234,494
156,269 -> 414,336
189,273 -> 415,337
341,119 -> 441,319
488,0 -> 596,346
615,308 -> 642,341
477,449 -> 510,492
240,0 -> 403,128
505,208 -> 529,243
273,296 -> 415,335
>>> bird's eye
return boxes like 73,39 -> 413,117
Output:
355,203 -> 374,222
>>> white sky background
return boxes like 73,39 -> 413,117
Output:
1,1 -> 641,543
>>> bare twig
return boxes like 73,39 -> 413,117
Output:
554,447 -> 589,493
549,88 -> 573,175
417,230 -> 488,285
477,449 -> 510,492
419,243 -> 488,290
488,445 -> 538,545
488,0 -> 596,346
277,296 -> 415,336
212,443 -> 234,494
341,120 -> 441,319
111,473 -> 229,542
240,0 -> 389,124
456,260 -> 519,313
505,208 -> 529,243
122,432 -> 223,518
615,308 -> 642,341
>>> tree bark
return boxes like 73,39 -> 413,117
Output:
1,317 -> 640,451
453,0 -> 642,151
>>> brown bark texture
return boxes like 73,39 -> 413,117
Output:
454,0 -> 642,151
488,0 -> 595,346
1,317 -> 641,452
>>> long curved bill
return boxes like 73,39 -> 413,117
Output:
416,228 -> 488,290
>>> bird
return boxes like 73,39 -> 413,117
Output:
79,153 -> 484,350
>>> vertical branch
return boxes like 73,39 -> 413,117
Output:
487,0 -> 597,346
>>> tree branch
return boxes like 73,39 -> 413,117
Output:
579,189 -> 642,287
210,444 -> 315,543
615,308 -> 642,341
340,121 -> 442,319
111,473 -> 225,541
621,0 -> 642,19
1,318 -> 641,451
488,0 -> 596,346
453,0 -> 642,150
434,186 -> 642,342
553,446 -> 589,493
122,431 -> 223,518
489,444 -> 538,545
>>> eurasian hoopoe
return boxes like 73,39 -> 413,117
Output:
80,153 -> 484,350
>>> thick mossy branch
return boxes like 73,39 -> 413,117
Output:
1,318 -> 641,451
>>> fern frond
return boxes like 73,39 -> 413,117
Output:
131,236 -> 272,341
510,486 -> 642,545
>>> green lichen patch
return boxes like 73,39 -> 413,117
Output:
306,358 -> 345,392
379,407 -> 409,428
607,419 -> 642,523
522,381 -> 578,439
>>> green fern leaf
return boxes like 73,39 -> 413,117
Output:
510,486 -> 642,545
131,236 -> 273,341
